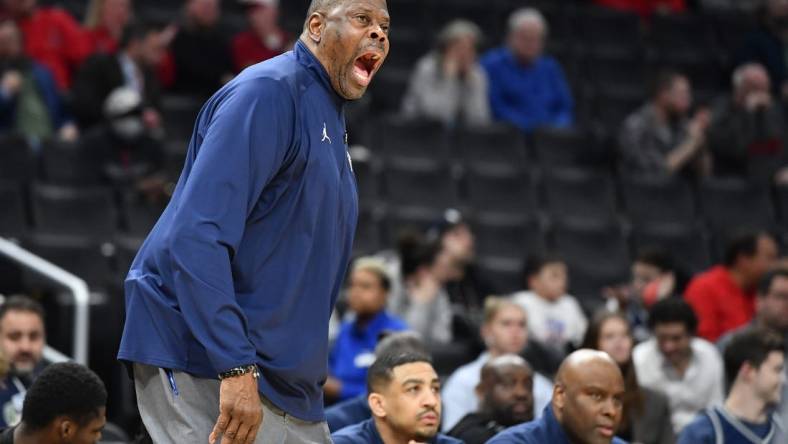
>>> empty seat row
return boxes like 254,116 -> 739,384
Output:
356,161 -> 787,235
0,182 -> 166,239
363,117 -> 605,167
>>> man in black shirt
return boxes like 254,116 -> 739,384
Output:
448,354 -> 535,444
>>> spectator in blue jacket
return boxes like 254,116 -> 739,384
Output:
0,19 -> 75,143
117,0 -> 390,442
331,351 -> 461,444
480,8 -> 574,134
325,257 -> 407,402
487,349 -> 628,444
678,328 -> 785,443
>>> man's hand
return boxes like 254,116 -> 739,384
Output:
209,372 -> 263,444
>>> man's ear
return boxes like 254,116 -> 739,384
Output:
552,384 -> 565,411
306,13 -> 325,44
368,392 -> 387,418
738,362 -> 756,384
58,417 -> 76,439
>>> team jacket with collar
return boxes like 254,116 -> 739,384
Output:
118,40 -> 358,422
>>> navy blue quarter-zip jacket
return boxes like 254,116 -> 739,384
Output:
118,40 -> 358,421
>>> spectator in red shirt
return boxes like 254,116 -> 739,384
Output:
231,0 -> 290,73
2,0 -> 92,91
593,0 -> 687,18
83,0 -> 133,54
684,231 -> 779,342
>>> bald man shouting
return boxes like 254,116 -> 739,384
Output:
487,349 -> 628,444
117,1 -> 390,443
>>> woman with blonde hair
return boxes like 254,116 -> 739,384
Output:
582,311 -> 675,444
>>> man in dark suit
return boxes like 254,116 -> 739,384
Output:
72,21 -> 166,131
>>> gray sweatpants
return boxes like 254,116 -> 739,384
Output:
133,364 -> 333,444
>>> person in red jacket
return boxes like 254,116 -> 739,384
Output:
83,0 -> 133,54
684,231 -> 779,342
2,0 -> 92,90
231,0 -> 290,73
593,0 -> 686,18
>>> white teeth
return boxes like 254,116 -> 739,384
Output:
371,54 -> 380,61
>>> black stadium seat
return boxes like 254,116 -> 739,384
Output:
353,208 -> 383,257
383,206 -> 444,246
552,220 -> 630,299
24,234 -> 114,288
41,140 -> 103,186
585,54 -> 647,96
698,178 -> 778,238
473,213 -> 545,260
0,135 -> 35,183
777,184 -> 788,226
633,225 -> 712,274
577,7 -> 642,57
376,116 -> 449,163
464,165 -> 538,215
114,236 -> 143,279
0,181 -> 27,237
382,160 -> 457,209
160,94 -> 203,142
476,256 -> 524,295
543,167 -> 618,224
648,14 -> 716,60
532,128 -> 593,167
620,174 -> 696,229
31,184 -> 118,238
120,192 -> 167,236
368,67 -> 411,114
455,124 -> 527,168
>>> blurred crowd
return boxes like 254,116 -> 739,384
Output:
323,210 -> 787,443
0,0 -> 290,202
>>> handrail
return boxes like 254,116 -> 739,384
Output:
0,237 -> 89,365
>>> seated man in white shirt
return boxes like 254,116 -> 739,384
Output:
511,254 -> 588,357
440,297 -> 553,432
633,298 -> 724,435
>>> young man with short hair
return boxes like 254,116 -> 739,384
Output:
633,298 -> 725,434
331,352 -> 461,444
678,328 -> 785,443
0,362 -> 107,444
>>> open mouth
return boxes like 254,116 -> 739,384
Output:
352,51 -> 382,87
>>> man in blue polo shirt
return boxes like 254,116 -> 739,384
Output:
488,349 -> 628,444
331,351 -> 461,444
116,0 -> 390,442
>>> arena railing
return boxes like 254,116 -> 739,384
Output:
0,237 -> 89,365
